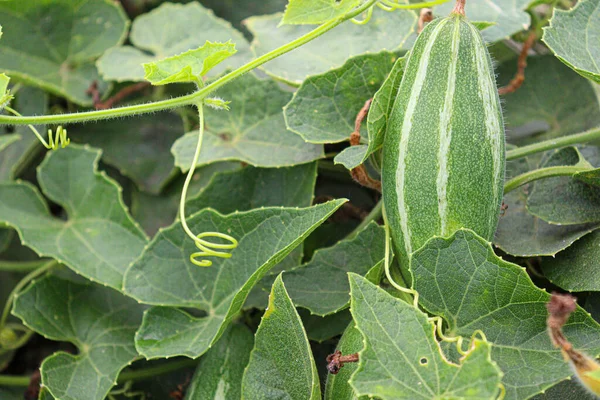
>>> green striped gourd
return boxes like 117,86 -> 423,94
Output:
382,11 -> 505,268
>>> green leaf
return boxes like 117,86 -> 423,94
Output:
185,324 -> 253,400
0,132 -> 18,153
348,274 -> 503,399
530,378 -> 597,400
186,163 -> 317,217
172,73 -> 323,170
0,73 -> 12,110
199,0 -> 287,33
411,229 -> 600,399
69,111 -> 185,194
335,53 -> 407,169
0,387 -> 22,400
0,145 -> 148,290
284,51 -> 399,144
0,86 -> 48,181
12,275 -> 143,400
543,0 -> 600,84
143,41 -> 236,85
540,230 -> 600,292
498,55 -> 600,143
242,274 -> 321,400
0,0 -> 128,105
301,309 -> 353,343
435,0 -> 530,42
324,322 -> 365,400
245,8 -> 416,85
282,0 -> 360,25
284,222 -> 385,316
97,2 -> 251,83
494,151 -> 600,257
527,147 -> 600,225
124,199 -> 346,358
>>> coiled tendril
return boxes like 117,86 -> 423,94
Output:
179,103 -> 238,267
5,106 -> 70,150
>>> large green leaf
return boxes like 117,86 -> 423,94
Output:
284,222 -> 385,316
282,0 -> 360,25
301,309 -> 353,342
349,274 -> 502,399
527,147 -> 600,225
242,275 -> 320,400
498,55 -> 600,143
97,2 -> 251,82
245,7 -> 415,85
412,229 -> 600,399
184,324 -> 253,400
69,111 -> 184,194
0,145 -> 148,290
0,0 -> 128,105
13,275 -> 143,400
284,51 -> 399,144
530,379 -> 596,400
494,153 -> 600,257
0,86 -> 47,181
324,322 -> 365,400
543,0 -> 600,84
540,230 -> 600,292
435,0 -> 530,42
200,0 -> 287,33
172,73 -> 323,169
186,163 -> 317,216
124,200 -> 345,358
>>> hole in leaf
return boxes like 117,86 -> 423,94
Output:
419,357 -> 428,365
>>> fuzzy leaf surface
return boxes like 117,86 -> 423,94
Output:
13,275 -> 143,400
412,229 -> 600,399
172,73 -> 323,169
242,275 -> 320,400
282,0 -> 360,24
0,145 -> 147,290
124,200 -> 346,358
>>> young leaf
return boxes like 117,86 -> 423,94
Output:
0,73 -> 12,110
172,73 -> 323,169
0,0 -> 128,105
143,41 -> 237,85
527,147 -> 600,225
185,324 -> 254,400
543,0 -> 600,84
12,275 -> 143,400
412,229 -> 600,399
242,274 -> 321,400
186,163 -> 318,217
97,2 -> 251,82
284,51 -> 399,144
0,145 -> 148,290
349,274 -> 503,399
284,222 -> 385,316
324,323 -> 365,400
495,154 -> 600,257
124,199 -> 346,359
245,8 -> 415,85
434,0 -> 530,42
282,0 -> 360,25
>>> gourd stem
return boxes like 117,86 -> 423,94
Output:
506,127 -> 600,160
503,165 -> 589,194
452,0 -> 466,15
0,0 -> 379,126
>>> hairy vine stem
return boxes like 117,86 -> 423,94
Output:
503,165 -> 589,194
506,127 -> 600,160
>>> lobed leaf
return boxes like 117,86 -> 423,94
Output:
143,41 -> 237,85
124,199 -> 346,359
0,0 -> 128,105
282,0 -> 360,25
284,51 -> 399,144
349,274 -> 503,399
97,2 -> 251,82
543,0 -> 600,84
241,275 -> 321,400
13,275 -> 143,400
245,7 -> 415,85
412,229 -> 600,399
172,73 -> 323,170
0,145 -> 148,290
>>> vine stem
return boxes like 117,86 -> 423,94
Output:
347,200 -> 383,239
506,127 -> 600,161
0,0 -> 378,127
503,165 -> 588,194
0,259 -> 52,273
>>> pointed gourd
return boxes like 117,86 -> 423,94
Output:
382,11 -> 505,269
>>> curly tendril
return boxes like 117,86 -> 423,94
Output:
179,103 -> 238,267
5,106 -> 70,150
